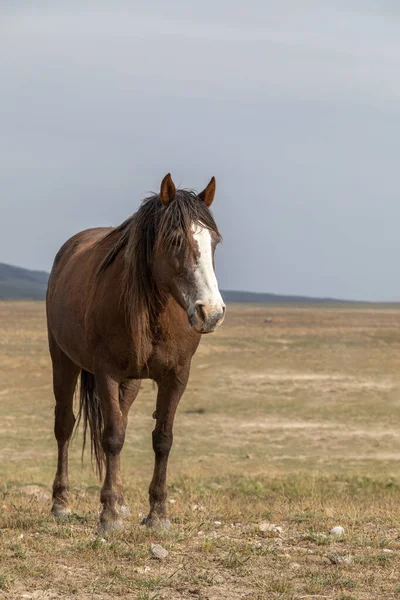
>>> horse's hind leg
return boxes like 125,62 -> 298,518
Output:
95,374 -> 134,531
49,335 -> 80,518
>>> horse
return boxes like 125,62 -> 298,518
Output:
46,174 -> 226,530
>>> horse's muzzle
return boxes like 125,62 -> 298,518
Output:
190,301 -> 226,333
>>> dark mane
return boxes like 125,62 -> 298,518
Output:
92,189 -> 221,366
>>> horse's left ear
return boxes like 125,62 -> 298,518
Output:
160,173 -> 176,205
198,177 -> 216,207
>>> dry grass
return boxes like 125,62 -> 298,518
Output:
1,302 -> 400,599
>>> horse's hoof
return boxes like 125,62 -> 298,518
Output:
99,517 -> 125,533
141,516 -> 171,530
51,504 -> 72,519
118,505 -> 131,519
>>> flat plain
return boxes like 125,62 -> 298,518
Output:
1,301 -> 400,599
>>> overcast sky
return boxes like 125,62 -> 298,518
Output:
2,1 -> 400,300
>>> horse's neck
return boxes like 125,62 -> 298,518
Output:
156,294 -> 191,335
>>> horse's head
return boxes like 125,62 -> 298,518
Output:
153,174 -> 226,334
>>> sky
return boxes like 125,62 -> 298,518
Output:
2,1 -> 400,301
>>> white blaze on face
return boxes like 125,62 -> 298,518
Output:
191,222 -> 224,310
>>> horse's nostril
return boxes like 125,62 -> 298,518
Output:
194,302 -> 225,328
195,303 -> 207,322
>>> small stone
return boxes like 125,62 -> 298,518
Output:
151,543 -> 168,560
306,555 -> 331,565
330,525 -> 345,536
383,548 -> 394,554
168,498 -> 176,504
18,534 -> 24,539
214,521 -> 222,526
259,522 -> 283,535
21,595 -> 33,600
144,565 -> 151,572
290,562 -> 301,570
328,553 -> 353,565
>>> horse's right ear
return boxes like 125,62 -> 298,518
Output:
160,173 -> 176,205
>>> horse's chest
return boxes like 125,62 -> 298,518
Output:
147,333 -> 200,377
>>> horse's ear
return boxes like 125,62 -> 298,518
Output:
160,173 -> 176,205
198,176 -> 216,207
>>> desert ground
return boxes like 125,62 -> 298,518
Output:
1,301 -> 400,599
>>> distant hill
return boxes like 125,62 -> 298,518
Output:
0,263 -> 49,300
0,263 -> 367,304
221,290 -> 356,304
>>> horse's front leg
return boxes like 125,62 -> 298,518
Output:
144,365 -> 190,528
95,374 -> 130,531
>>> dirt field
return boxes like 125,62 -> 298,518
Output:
1,301 -> 400,599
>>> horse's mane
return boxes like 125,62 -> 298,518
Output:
93,189 -> 221,367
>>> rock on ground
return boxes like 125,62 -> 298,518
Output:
330,525 -> 345,536
151,544 -> 168,560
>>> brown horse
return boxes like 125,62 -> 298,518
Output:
46,174 -> 225,530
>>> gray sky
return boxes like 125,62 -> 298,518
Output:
2,1 -> 400,300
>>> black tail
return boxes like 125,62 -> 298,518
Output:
77,370 -> 105,479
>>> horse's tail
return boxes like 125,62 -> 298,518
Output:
77,370 -> 104,478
